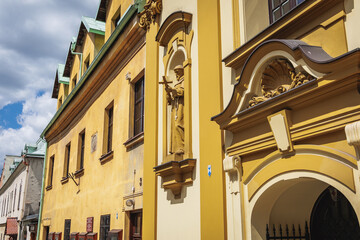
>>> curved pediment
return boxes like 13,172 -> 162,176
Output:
212,39 -> 359,129
156,11 -> 192,46
248,58 -> 314,108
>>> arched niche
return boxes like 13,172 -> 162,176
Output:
153,11 -> 195,198
166,48 -> 186,88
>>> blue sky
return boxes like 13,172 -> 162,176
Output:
0,0 -> 99,167
0,102 -> 23,129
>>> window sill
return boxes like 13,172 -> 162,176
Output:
123,132 -> 144,148
99,150 -> 114,164
61,176 -> 69,184
74,168 -> 84,178
46,185 -> 53,191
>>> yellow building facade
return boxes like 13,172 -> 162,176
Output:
214,0 -> 360,239
38,0 -> 360,239
39,1 -> 146,240
141,0 -> 360,239
141,0 -> 226,239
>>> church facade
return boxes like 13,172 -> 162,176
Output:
141,0 -> 360,239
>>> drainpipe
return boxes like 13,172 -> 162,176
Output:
36,138 -> 47,240
70,40 -> 82,82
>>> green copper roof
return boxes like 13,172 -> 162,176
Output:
57,64 -> 70,84
135,0 -> 146,13
82,16 -> 105,35
52,64 -> 70,99
22,138 -> 46,157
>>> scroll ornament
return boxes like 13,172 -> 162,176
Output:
249,59 -> 314,107
138,0 -> 162,30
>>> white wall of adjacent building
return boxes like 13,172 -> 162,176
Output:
0,164 -> 27,240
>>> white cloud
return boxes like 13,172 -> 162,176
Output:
0,92 -> 56,163
0,0 -> 99,165
0,1 -> 99,109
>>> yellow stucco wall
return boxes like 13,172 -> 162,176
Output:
244,0 -> 269,41
104,0 -> 133,41
198,0 -> 227,239
57,83 -> 69,110
39,45 -> 145,240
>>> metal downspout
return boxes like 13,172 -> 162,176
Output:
36,138 -> 48,240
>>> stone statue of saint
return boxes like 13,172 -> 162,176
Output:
164,65 -> 185,155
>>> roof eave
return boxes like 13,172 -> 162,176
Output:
41,4 -> 139,138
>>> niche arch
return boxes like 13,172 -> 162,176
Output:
153,11 -> 195,197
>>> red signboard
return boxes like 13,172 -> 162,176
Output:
86,217 -> 93,232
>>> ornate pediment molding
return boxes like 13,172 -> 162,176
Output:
156,11 -> 192,46
248,59 -> 314,108
138,0 -> 162,30
211,39 -> 360,131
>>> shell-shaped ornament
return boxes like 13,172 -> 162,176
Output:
261,59 -> 294,94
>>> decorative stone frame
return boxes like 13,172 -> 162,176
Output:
153,12 -> 195,196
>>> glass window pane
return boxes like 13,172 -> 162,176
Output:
134,119 -> 142,135
273,7 -> 281,21
296,0 -> 305,4
134,102 -> 142,120
135,78 -> 144,100
282,0 -> 291,14
272,0 -> 281,8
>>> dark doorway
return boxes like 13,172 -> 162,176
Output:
130,210 -> 142,240
64,219 -> 71,240
310,186 -> 360,240
44,227 -> 49,240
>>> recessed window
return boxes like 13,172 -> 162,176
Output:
100,102 -> 114,162
18,183 -> 22,210
13,188 -> 16,212
134,77 -> 144,136
111,6 -> 121,32
9,192 -> 12,213
58,97 -> 63,109
269,0 -> 306,23
83,55 -> 90,74
72,74 -> 77,91
105,104 -> 114,153
63,143 -> 71,179
78,130 -> 85,171
100,214 -> 110,240
47,156 -> 55,188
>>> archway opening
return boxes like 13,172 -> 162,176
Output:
251,178 -> 328,239
310,186 -> 360,239
251,177 -> 360,240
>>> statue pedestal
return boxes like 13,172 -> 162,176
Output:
165,153 -> 183,162
154,158 -> 196,196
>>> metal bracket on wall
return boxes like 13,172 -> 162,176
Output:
69,172 -> 79,186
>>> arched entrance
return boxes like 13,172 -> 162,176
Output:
250,175 -> 360,240
310,187 -> 360,240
